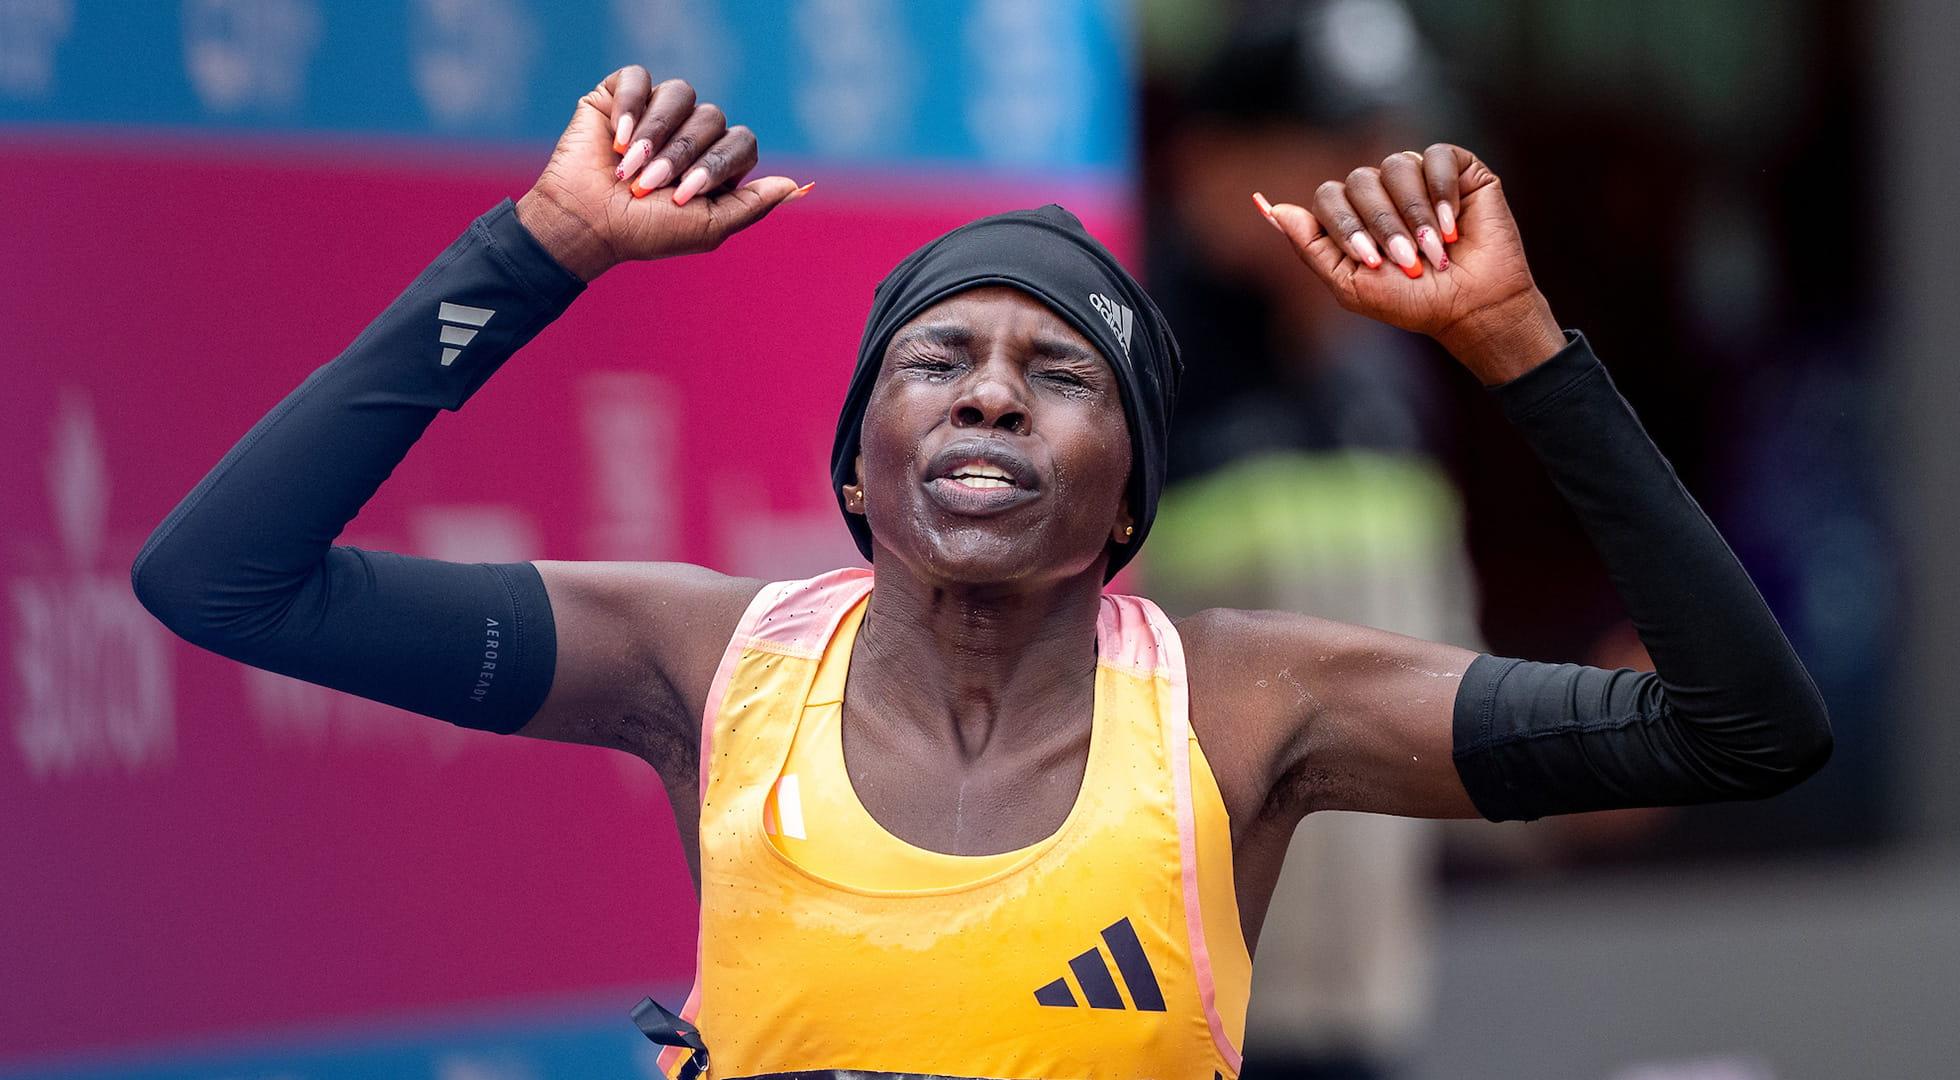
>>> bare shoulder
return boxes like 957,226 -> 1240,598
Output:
1176,605 -> 1356,675
1178,604 -> 1392,725
1178,605 -> 1464,682
1174,605 -> 1479,821
1173,606 -> 1356,826
520,560 -> 766,771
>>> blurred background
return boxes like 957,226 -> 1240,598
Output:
1,1 -> 1955,1077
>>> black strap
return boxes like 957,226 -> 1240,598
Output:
631,995 -> 709,1080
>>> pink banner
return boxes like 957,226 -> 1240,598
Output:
1,138 -> 1129,1062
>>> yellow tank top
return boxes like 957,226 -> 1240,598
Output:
661,567 -> 1251,1079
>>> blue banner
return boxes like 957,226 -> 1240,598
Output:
0,1003 -> 661,1080
0,0 -> 1133,178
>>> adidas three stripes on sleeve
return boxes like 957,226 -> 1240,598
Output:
131,198 -> 585,734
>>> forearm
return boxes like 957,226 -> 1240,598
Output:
1450,331 -> 1832,820
131,198 -> 585,730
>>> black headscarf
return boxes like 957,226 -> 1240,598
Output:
830,204 -> 1183,580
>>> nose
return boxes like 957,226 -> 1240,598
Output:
950,359 -> 1029,435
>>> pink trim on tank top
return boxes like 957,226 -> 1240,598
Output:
697,580 -> 793,801
666,572 -> 859,1076
747,567 -> 874,656
1094,590 -> 1166,675
696,569 -> 871,801
1141,593 -> 1244,1074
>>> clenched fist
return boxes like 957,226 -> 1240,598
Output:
1258,144 -> 1565,385
515,66 -> 810,281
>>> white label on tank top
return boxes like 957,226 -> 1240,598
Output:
775,773 -> 807,840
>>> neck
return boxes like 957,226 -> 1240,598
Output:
849,559 -> 1105,763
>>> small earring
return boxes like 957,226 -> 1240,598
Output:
1124,525 -> 1134,538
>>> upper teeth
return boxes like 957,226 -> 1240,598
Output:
952,464 -> 1011,480
948,463 -> 1014,489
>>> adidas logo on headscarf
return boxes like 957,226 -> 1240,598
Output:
1088,292 -> 1134,356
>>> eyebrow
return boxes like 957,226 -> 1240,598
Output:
888,324 -> 1103,368
1028,336 -> 1101,367
888,323 -> 973,354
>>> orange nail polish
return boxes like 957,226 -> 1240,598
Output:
630,181 -> 651,198
1387,233 -> 1421,275
785,180 -> 816,202
634,157 -> 674,195
1252,192 -> 1285,234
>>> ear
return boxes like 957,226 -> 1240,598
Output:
842,453 -> 867,516
1110,496 -> 1135,545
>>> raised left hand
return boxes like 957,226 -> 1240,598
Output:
1258,143 -> 1565,384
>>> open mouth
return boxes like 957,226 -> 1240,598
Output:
940,462 -> 1019,490
923,442 -> 1040,515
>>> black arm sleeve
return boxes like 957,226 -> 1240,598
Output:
130,198 -> 585,734
1450,331 -> 1833,821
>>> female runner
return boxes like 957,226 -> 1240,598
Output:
133,65 -> 1831,1079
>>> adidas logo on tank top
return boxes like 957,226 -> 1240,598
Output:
1032,917 -> 1167,1011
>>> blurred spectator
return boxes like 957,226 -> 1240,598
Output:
1144,0 -> 1898,1070
1143,2 -> 1472,1075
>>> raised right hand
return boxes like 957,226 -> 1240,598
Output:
516,66 -> 809,281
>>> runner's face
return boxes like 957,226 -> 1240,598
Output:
853,286 -> 1133,588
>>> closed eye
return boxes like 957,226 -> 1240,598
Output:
1035,364 -> 1103,397
1028,337 -> 1106,396
897,355 -> 961,381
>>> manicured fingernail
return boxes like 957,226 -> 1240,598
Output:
615,138 -> 652,181
612,113 -> 634,155
1251,191 -> 1282,233
629,157 -> 674,198
1416,225 -> 1449,270
1388,233 -> 1421,276
673,166 -> 710,205
1437,201 -> 1457,243
1348,231 -> 1382,268
784,180 -> 816,203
